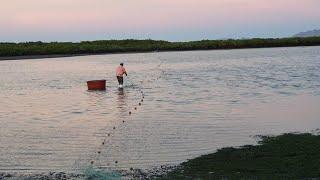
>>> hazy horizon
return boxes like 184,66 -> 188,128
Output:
1,0 -> 320,42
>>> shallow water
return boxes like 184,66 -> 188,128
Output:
0,46 -> 320,173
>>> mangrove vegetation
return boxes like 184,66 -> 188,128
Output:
1,37 -> 320,58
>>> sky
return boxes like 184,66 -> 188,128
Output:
1,0 -> 320,42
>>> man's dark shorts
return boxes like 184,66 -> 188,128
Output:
117,76 -> 123,85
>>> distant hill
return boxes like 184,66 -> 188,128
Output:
294,29 -> 320,37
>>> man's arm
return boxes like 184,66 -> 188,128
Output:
124,68 -> 127,76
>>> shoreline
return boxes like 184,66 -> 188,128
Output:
160,132 -> 320,179
0,45 -> 320,61
2,133 -> 320,179
0,54 -> 94,61
0,165 -> 176,180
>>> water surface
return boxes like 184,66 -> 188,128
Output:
0,46 -> 320,172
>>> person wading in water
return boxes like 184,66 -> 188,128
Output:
116,63 -> 127,88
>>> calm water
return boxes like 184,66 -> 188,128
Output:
1,46 -> 320,173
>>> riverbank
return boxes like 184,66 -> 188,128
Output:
0,54 -> 86,61
2,133 -> 319,179
160,133 -> 320,179
0,165 -> 175,180
1,37 -> 320,60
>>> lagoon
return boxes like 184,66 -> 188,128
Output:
0,46 -> 320,173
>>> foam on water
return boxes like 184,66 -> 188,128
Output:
83,166 -> 121,180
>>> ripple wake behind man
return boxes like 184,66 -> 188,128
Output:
116,63 -> 127,88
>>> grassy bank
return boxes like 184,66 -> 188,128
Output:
160,133 -> 320,179
1,37 -> 320,58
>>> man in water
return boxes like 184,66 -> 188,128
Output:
116,63 -> 127,88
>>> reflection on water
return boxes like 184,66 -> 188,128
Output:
0,46 -> 320,173
117,89 -> 128,116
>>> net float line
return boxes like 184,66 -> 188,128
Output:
89,56 -> 166,170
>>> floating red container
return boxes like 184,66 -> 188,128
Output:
87,80 -> 106,90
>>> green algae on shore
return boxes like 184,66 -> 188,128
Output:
160,133 -> 320,179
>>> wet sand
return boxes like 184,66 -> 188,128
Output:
0,166 -> 176,180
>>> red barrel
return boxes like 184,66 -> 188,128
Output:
87,80 -> 106,90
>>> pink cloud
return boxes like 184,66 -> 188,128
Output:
1,0 -> 320,35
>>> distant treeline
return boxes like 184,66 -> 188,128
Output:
1,37 -> 320,57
